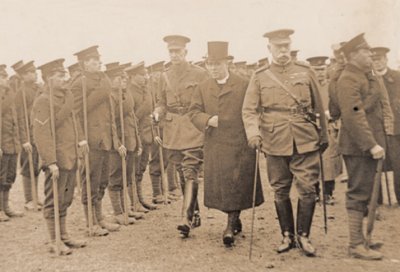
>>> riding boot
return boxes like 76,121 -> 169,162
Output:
275,199 -> 295,253
137,180 -> 158,210
177,179 -> 197,238
296,198 -> 316,257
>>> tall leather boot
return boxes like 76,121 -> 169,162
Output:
296,198 -> 317,256
190,182 -> 201,228
45,218 -> 72,255
232,211 -> 242,235
275,199 -> 295,253
0,191 -> 10,222
60,216 -> 87,248
177,180 -> 197,237
137,180 -> 158,209
83,204 -> 108,237
223,211 -> 239,247
3,190 -> 24,217
96,201 -> 120,232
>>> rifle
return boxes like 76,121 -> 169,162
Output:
365,159 -> 384,247
81,76 -> 93,236
21,83 -> 39,211
48,80 -> 62,255
249,148 -> 260,260
118,82 -> 129,225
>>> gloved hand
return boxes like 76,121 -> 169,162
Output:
370,144 -> 385,160
48,164 -> 59,180
22,142 -> 32,153
248,136 -> 262,149
118,145 -> 127,158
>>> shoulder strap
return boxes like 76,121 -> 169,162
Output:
265,70 -> 302,106
162,72 -> 181,105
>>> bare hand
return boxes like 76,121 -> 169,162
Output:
78,141 -> 90,156
207,115 -> 218,128
248,136 -> 262,149
137,147 -> 143,156
154,136 -> 163,146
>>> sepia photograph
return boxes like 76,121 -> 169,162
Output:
0,0 -> 399,271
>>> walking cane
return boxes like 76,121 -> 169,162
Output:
118,81 -> 129,225
156,124 -> 168,204
365,159 -> 384,248
81,76 -> 93,236
21,83 -> 39,211
249,148 -> 260,260
316,113 -> 328,234
48,80 -> 62,256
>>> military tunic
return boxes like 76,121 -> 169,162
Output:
32,86 -> 82,219
0,86 -> 20,191
337,64 -> 393,212
189,73 -> 264,211
242,61 -> 328,200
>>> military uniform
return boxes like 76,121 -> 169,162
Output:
32,59 -> 86,254
155,35 -> 208,236
337,34 -> 393,260
242,29 -> 328,256
0,67 -> 23,221
68,46 -> 120,234
14,61 -> 42,209
106,65 -> 139,225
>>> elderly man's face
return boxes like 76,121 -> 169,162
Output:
268,42 -> 291,65
168,48 -> 187,65
350,48 -> 373,71
372,55 -> 388,72
206,60 -> 228,80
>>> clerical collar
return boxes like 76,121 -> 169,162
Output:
375,68 -> 388,76
217,73 -> 230,84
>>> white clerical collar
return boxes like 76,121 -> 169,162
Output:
217,73 -> 230,84
375,68 -> 388,76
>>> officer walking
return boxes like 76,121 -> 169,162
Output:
242,29 -> 328,257
153,35 -> 208,237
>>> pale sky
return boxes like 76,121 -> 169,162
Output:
0,0 -> 399,73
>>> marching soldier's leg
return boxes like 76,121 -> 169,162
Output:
3,154 -> 23,218
81,149 -> 109,237
177,148 -> 202,237
96,152 -> 120,232
124,152 -> 143,220
167,164 -> 180,200
43,170 -> 72,255
266,154 -> 295,253
344,156 -> 383,260
136,145 -> 158,210
60,169 -> 87,248
291,150 -> 319,257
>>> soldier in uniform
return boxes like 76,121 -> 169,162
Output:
33,59 -> 87,255
336,34 -> 393,260
153,35 -> 208,237
9,61 -> 24,93
69,45 -> 121,235
242,29 -> 328,256
67,63 -> 81,81
14,61 -> 43,211
189,41 -> 264,247
126,62 -> 160,210
307,56 -> 342,204
0,65 -> 24,221
258,57 -> 270,68
105,64 -> 141,225
371,47 -> 400,206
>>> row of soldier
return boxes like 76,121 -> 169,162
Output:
0,29 -> 398,261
